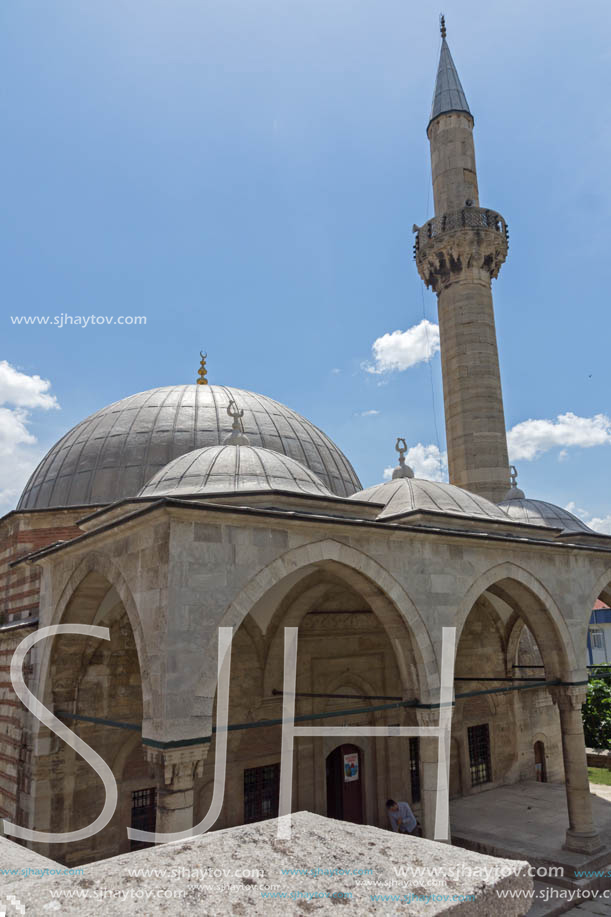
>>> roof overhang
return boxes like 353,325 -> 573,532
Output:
12,494 -> 611,570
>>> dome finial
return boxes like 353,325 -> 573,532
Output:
440,13 -> 446,39
392,437 -> 414,480
503,465 -> 525,501
224,399 -> 250,445
197,351 -> 208,386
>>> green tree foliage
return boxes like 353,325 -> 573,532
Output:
583,669 -> 611,750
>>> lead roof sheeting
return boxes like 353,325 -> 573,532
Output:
18,385 -> 360,510
430,39 -> 471,122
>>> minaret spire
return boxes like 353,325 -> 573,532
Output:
413,23 -> 510,503
430,18 -> 471,127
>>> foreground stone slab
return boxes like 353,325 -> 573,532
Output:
0,835 -> 62,885
0,812 -> 532,915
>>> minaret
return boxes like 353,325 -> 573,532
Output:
414,17 -> 510,503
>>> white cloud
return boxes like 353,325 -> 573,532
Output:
507,412 -> 611,462
565,502 -> 611,535
0,362 -> 59,514
0,410 -> 40,511
364,320 -> 440,374
354,409 -> 380,417
0,408 -> 36,451
586,515 -> 611,535
384,442 -> 448,483
0,360 -> 58,410
331,368 -> 341,375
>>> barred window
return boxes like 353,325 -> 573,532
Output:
130,787 -> 156,850
591,629 -> 604,650
468,724 -> 491,787
244,763 -> 280,824
409,737 -> 421,803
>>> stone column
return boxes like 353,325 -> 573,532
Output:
145,745 -> 208,835
551,686 -> 602,854
416,710 -> 450,843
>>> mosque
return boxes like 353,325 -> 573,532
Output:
1,22 -> 610,872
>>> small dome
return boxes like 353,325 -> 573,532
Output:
349,477 -> 510,522
138,444 -> 333,499
497,498 -> 596,535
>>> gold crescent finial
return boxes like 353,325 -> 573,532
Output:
197,351 -> 208,385
440,13 -> 446,39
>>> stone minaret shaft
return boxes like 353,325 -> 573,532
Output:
415,28 -> 510,503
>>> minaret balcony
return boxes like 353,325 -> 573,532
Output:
413,206 -> 509,292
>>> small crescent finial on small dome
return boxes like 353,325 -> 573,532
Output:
392,437 -> 414,479
224,399 -> 250,445
440,13 -> 447,39
503,465 -> 525,502
197,351 -> 208,386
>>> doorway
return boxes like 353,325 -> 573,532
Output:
326,744 -> 364,824
534,741 -> 547,783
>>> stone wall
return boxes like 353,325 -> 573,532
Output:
587,749 -> 611,769
0,508 -> 91,831
0,622 -> 36,826
0,508 -> 84,625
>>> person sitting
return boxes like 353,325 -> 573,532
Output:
385,798 -> 418,834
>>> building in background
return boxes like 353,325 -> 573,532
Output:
587,600 -> 611,666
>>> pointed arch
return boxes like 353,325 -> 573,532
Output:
455,561 -> 577,678
585,567 -> 611,620
39,551 -> 152,718
210,538 -> 437,703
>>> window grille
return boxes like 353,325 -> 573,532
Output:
468,724 -> 491,787
244,763 -> 280,824
130,787 -> 156,849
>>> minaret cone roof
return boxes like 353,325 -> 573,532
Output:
429,37 -> 471,125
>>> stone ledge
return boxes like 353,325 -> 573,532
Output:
1,812 -> 532,915
0,835 -> 61,884
586,748 -> 611,769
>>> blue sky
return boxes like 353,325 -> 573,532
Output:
1,0 -> 610,524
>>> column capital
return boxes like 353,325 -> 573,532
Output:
416,708 -> 442,728
550,684 -> 588,710
144,743 -> 210,788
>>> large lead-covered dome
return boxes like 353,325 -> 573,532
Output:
18,385 -> 361,510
